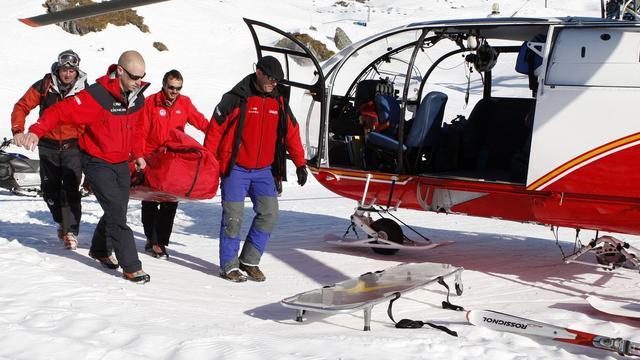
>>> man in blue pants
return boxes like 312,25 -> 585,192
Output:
205,56 -> 307,282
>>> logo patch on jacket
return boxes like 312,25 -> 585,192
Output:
176,110 -> 182,114
74,96 -> 82,105
159,109 -> 167,116
248,106 -> 259,114
110,102 -> 126,113
269,110 -> 278,115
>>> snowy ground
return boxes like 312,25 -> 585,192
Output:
1,1 -> 639,359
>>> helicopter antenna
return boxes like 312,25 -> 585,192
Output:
510,0 -> 531,17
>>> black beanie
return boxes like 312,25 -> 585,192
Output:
256,56 -> 284,81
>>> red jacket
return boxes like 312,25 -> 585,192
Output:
29,65 -> 149,163
141,91 -> 209,157
11,71 -> 88,141
204,74 -> 305,176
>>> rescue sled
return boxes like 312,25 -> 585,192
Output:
281,262 -> 464,330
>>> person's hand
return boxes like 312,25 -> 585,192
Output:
134,157 -> 146,171
296,165 -> 308,186
12,133 -> 25,147
15,132 -> 39,151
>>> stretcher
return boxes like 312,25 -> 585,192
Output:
281,262 -> 464,330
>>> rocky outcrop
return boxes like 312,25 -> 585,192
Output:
275,33 -> 335,66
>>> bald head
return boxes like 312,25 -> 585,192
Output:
117,50 -> 146,92
118,50 -> 145,69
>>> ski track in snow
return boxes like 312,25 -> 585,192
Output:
1,1 -> 639,359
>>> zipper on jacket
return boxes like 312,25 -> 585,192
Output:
255,96 -> 266,168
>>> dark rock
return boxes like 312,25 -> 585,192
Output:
153,42 -> 168,52
334,27 -> 352,50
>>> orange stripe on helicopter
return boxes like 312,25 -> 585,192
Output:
311,167 -> 413,184
527,132 -> 640,190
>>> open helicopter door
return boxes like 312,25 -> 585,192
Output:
527,25 -> 640,200
243,19 -> 327,167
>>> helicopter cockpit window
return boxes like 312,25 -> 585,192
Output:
323,25 -> 537,183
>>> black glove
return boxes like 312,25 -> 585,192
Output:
296,166 -> 308,186
275,179 -> 283,194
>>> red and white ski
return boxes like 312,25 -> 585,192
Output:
466,309 -> 640,357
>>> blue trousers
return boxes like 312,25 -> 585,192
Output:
219,166 -> 278,272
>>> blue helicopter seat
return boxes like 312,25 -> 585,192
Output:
368,91 -> 448,155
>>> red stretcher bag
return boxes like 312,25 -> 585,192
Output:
130,129 -> 219,202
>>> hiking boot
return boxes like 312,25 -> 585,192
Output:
123,270 -> 150,284
146,243 -> 168,259
63,233 -> 78,250
220,269 -> 247,283
89,251 -> 119,269
239,263 -> 266,282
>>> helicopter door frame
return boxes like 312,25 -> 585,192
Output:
528,23 -> 640,195
243,18 -> 328,167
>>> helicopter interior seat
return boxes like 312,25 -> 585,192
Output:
463,97 -> 534,181
367,91 -> 448,173
515,34 -> 546,96
351,79 -> 396,169
354,79 -> 395,110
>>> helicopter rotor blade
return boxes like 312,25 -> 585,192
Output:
19,0 -> 171,27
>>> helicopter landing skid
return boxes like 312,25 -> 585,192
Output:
558,233 -> 640,273
326,205 -> 453,255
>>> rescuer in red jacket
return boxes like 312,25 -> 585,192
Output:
11,50 -> 87,250
16,50 -> 151,284
140,69 -> 209,259
204,56 -> 307,282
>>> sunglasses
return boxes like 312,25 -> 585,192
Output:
166,85 -> 182,91
58,53 -> 79,67
121,66 -> 145,81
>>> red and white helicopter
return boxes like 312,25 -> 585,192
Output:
21,0 -> 640,272
241,16 -> 640,272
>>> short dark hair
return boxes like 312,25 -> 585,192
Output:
163,69 -> 183,84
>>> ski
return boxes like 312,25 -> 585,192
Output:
19,0 -> 171,27
587,296 -> 640,319
466,309 -> 640,357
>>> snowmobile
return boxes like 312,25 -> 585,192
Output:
0,138 -> 41,196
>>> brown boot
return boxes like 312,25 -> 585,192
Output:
89,251 -> 119,269
63,233 -> 78,250
220,269 -> 247,283
239,263 -> 266,282
123,270 -> 150,284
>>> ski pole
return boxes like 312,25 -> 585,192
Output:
466,309 -> 640,357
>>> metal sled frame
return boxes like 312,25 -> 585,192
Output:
554,229 -> 640,273
281,262 -> 464,331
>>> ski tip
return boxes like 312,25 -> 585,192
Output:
19,18 -> 40,27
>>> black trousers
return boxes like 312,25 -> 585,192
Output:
82,154 -> 141,273
38,140 -> 82,235
141,201 -> 178,246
